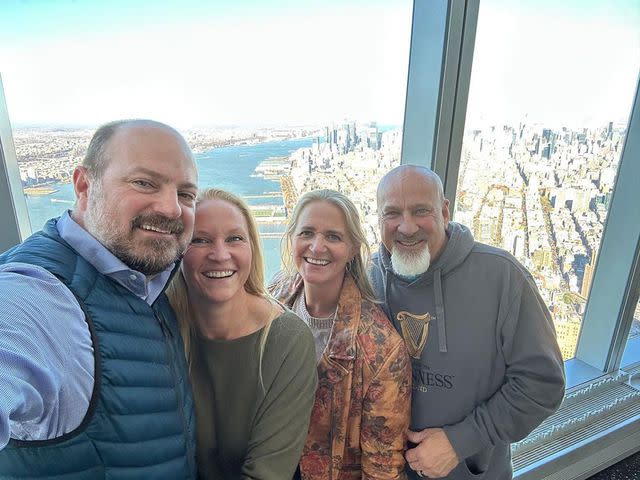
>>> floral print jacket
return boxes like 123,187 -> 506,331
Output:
270,273 -> 411,480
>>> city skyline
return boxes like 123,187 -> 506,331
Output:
10,115 -> 639,359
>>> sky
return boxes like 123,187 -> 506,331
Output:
0,0 -> 413,127
0,0 -> 639,128
465,0 -> 640,128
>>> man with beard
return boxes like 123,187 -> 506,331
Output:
370,165 -> 565,480
0,119 -> 199,478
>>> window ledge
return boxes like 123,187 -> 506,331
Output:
514,366 -> 640,480
564,358 -> 606,389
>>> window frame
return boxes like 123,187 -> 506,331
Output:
403,0 -> 640,382
402,1 -> 640,479
0,74 -> 31,252
401,0 -> 479,216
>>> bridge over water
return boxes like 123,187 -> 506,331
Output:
244,192 -> 282,200
260,232 -> 285,238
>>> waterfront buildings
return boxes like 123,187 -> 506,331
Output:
12,120 -> 637,360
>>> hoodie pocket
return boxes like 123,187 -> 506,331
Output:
458,462 -> 486,478
458,446 -> 493,478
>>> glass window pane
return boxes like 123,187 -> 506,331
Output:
453,0 -> 640,361
621,293 -> 640,367
2,1 -> 411,282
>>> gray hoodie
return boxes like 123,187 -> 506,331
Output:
370,222 -> 565,480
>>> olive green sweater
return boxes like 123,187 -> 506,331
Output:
190,310 -> 317,480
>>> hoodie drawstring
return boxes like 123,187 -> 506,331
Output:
384,268 -> 393,321
434,268 -> 447,353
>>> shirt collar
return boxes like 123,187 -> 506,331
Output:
56,210 -> 175,305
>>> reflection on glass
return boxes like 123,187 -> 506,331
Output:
3,0 -> 412,281
621,294 -> 640,367
630,298 -> 640,340
454,0 -> 640,360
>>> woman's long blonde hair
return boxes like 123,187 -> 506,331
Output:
281,189 -> 378,303
167,188 -> 272,385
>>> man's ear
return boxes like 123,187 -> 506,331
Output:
72,166 -> 91,222
442,198 -> 450,228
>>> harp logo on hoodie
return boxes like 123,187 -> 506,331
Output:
397,310 -> 431,359
397,310 -> 455,391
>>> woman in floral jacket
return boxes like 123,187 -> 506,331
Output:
270,189 -> 411,480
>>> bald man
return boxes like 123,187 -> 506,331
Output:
370,165 -> 565,480
0,120 -> 199,477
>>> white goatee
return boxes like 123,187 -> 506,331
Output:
391,243 -> 431,278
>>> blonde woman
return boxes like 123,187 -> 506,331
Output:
270,189 -> 412,480
168,188 -> 317,479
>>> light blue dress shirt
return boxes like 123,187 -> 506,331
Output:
0,211 -> 177,449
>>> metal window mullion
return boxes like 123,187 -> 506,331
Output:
401,0 -> 479,214
576,72 -> 640,372
401,0 -> 450,168
0,74 -> 31,251
436,0 -> 479,210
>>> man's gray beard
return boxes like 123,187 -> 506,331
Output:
83,184 -> 184,275
391,244 -> 431,278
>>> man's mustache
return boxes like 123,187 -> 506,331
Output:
395,233 -> 428,242
132,213 -> 185,235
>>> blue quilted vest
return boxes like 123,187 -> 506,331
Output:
0,218 -> 197,479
